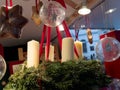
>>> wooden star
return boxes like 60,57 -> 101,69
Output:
0,5 -> 28,38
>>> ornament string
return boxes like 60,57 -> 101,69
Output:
85,15 -> 93,44
5,0 -> 13,18
75,30 -> 79,41
85,15 -> 90,27
62,21 -> 71,37
46,26 -> 51,60
35,0 -> 39,14
85,15 -> 89,28
5,0 -> 8,18
75,25 -> 78,40
10,0 -> 13,6
74,21 -> 80,41
39,25 -> 47,57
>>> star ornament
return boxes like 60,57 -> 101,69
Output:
0,5 -> 28,38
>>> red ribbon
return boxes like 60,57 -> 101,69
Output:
55,0 -> 66,8
75,29 -> 79,41
56,26 -> 62,50
5,0 -> 8,18
74,22 -> 80,40
39,25 -> 47,57
46,26 -> 51,60
10,0 -> 13,6
62,21 -> 71,37
39,25 -> 51,61
35,0 -> 39,14
5,0 -> 13,18
62,20 -> 79,58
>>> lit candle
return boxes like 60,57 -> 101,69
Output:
62,37 -> 74,62
45,44 -> 54,62
27,40 -> 39,68
74,41 -> 83,60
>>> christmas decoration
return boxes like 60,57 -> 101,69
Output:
86,28 -> 93,44
0,0 -> 28,38
0,55 -> 6,80
39,0 -> 79,61
31,0 -> 43,25
96,37 -> 120,62
39,1 -> 65,27
4,60 -> 112,90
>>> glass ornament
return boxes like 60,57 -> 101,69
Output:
0,55 -> 6,80
39,1 -> 65,27
96,37 -> 120,62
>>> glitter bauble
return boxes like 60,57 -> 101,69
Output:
96,37 -> 120,62
39,1 -> 65,27
0,55 -> 6,80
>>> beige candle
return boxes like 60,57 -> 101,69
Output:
45,45 -> 54,62
62,37 -> 74,62
74,41 -> 83,60
27,40 -> 39,68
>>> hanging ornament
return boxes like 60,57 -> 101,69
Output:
31,0 -> 43,25
0,4 -> 28,38
96,37 -> 120,62
0,55 -> 6,80
39,1 -> 65,27
84,15 -> 93,44
86,28 -> 93,44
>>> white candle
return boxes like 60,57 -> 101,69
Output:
45,45 -> 54,62
74,41 -> 83,60
62,37 -> 74,62
27,40 -> 39,68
